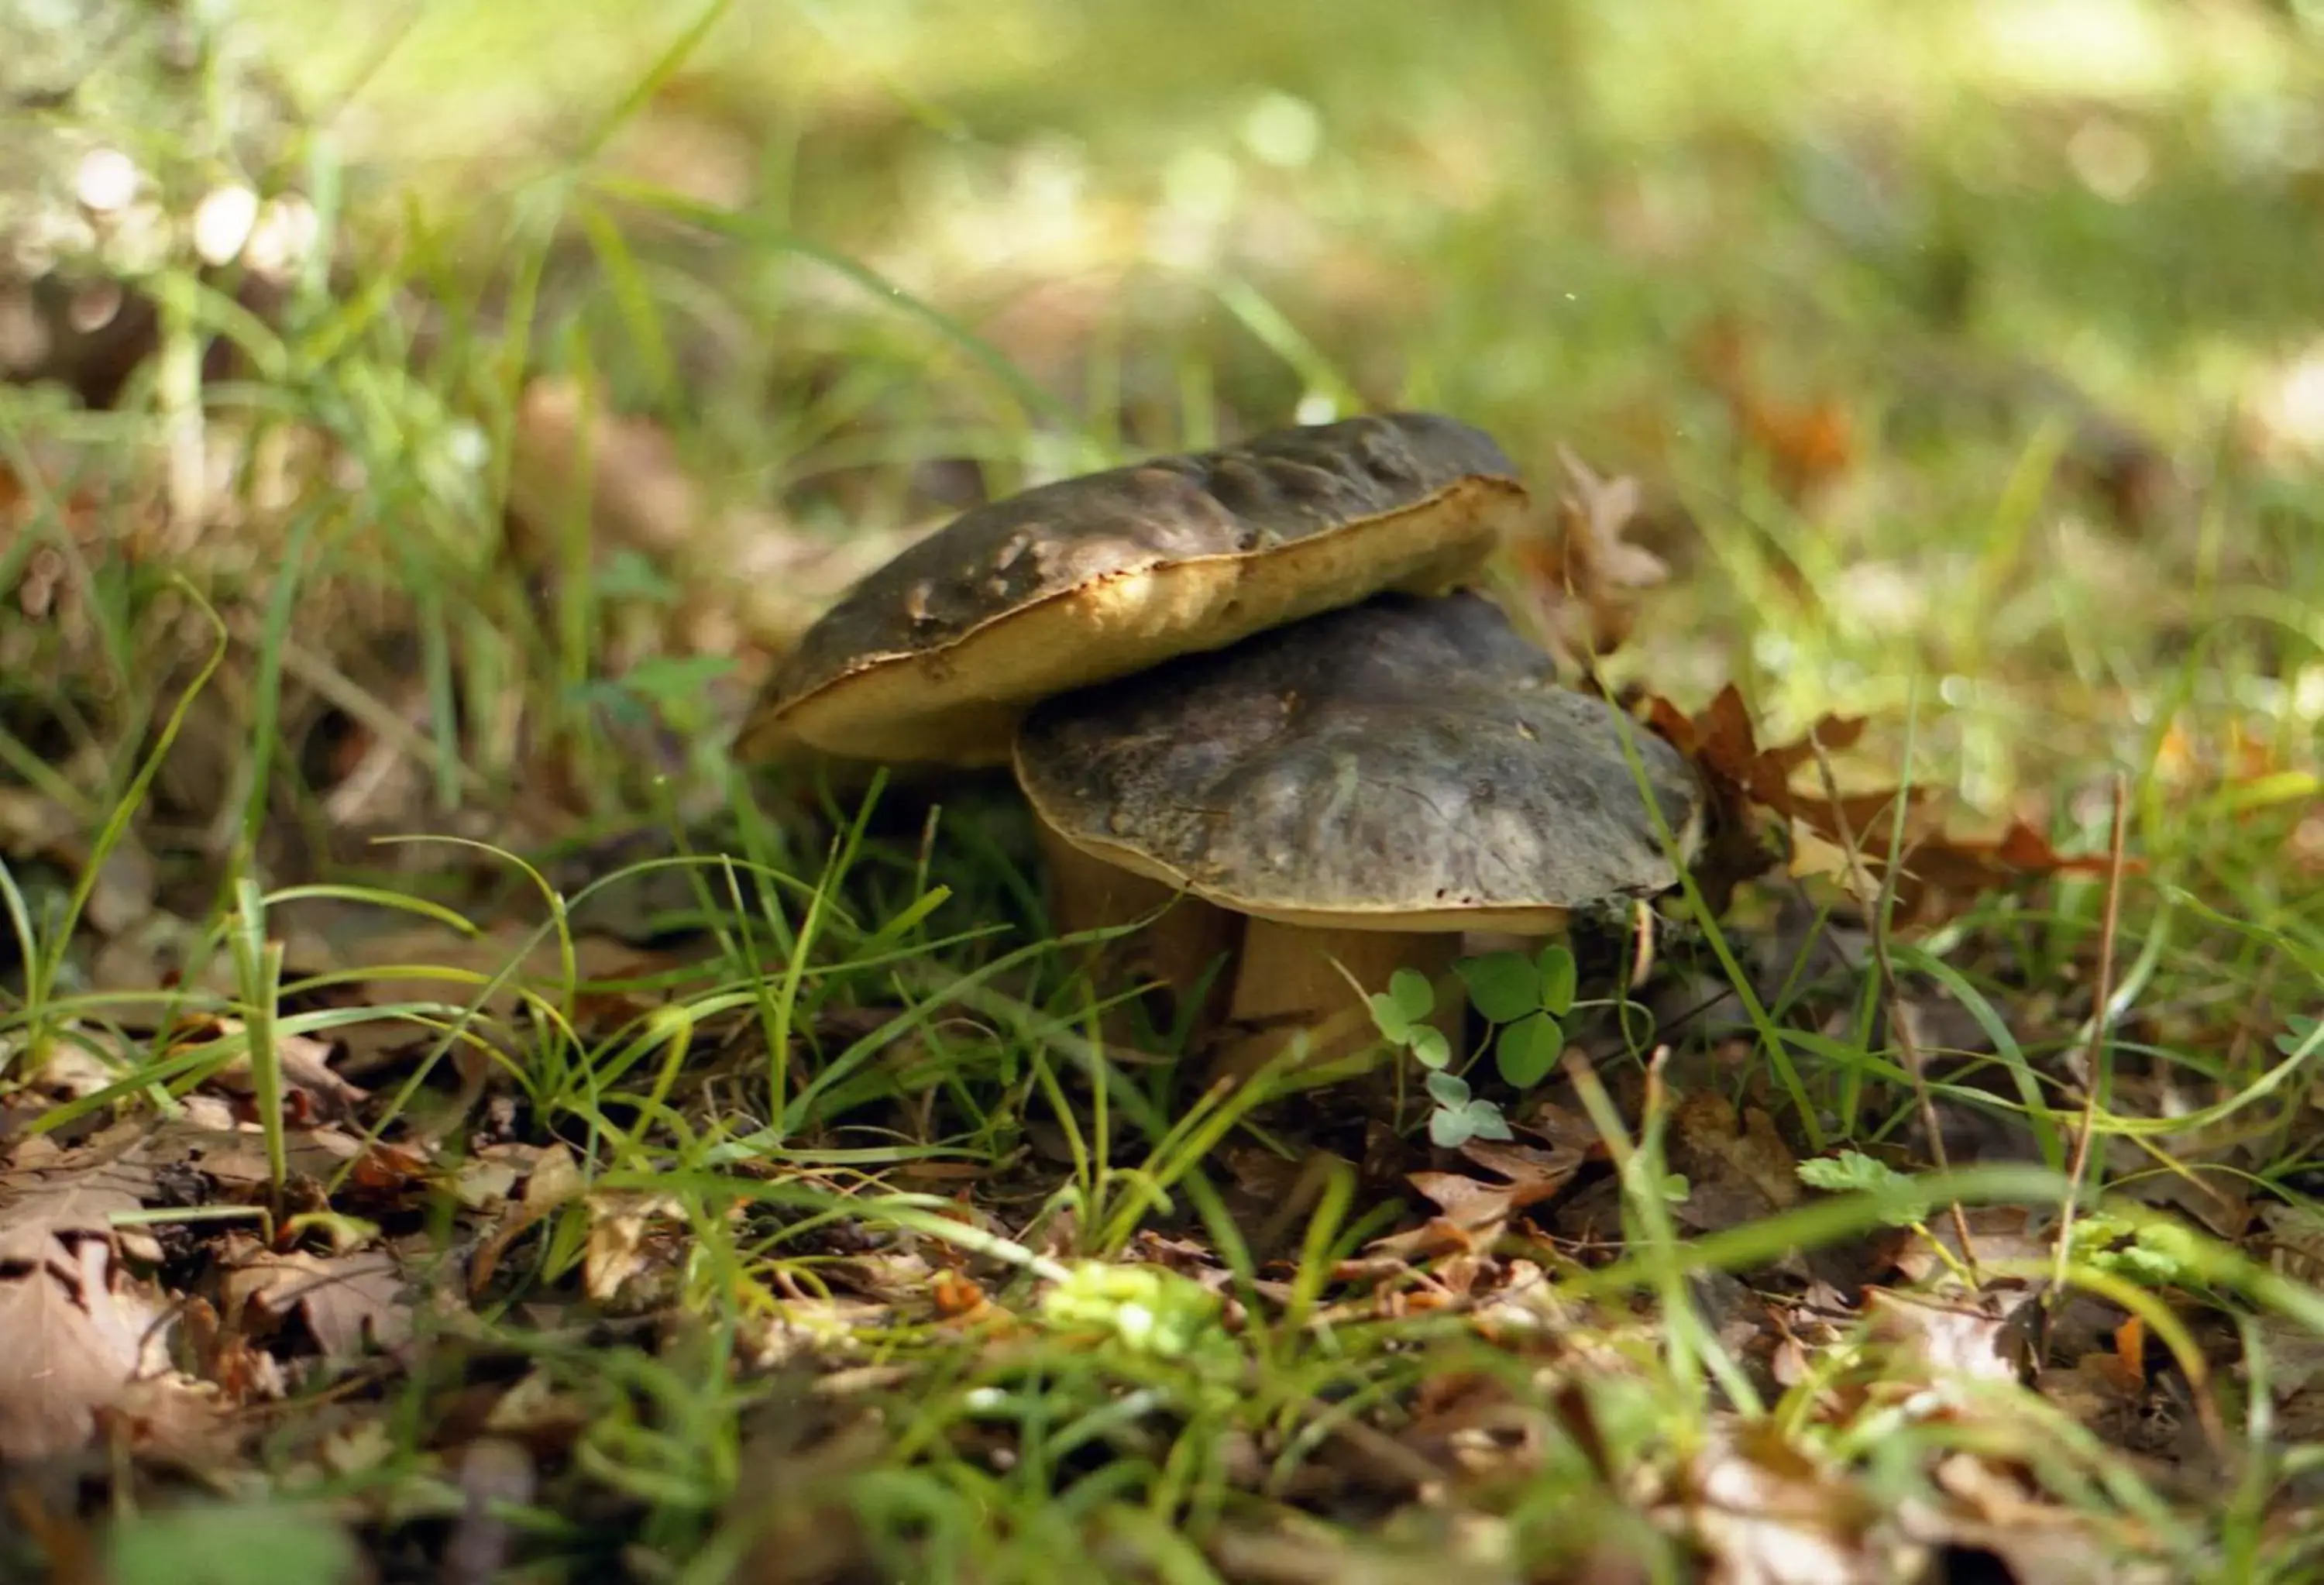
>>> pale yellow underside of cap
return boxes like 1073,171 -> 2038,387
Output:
749,474 -> 1521,766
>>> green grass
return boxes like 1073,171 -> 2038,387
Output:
3,0 -> 2324,1580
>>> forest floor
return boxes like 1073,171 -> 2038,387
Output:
3,1 -> 2323,1580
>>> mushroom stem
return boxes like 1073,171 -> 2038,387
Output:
1037,819 -> 1239,1047
1206,922 -> 1461,1087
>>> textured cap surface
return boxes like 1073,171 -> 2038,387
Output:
1014,591 -> 1701,930
744,412 -> 1526,765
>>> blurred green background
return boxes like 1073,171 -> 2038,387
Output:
12,0 -> 2324,826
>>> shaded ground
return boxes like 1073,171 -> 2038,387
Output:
2,0 -> 2323,1580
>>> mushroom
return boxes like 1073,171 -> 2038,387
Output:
738,412 -> 1533,1030
1012,590 -> 1704,1084
739,411 -> 1528,768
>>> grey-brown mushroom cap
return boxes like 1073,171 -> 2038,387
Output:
743,412 -> 1527,765
1013,591 -> 1703,931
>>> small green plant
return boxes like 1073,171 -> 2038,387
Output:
1423,1069 -> 1514,1148
1797,1150 -> 1978,1284
1456,941 -> 1578,1088
2067,1210 -> 2209,1291
1796,1150 -> 1933,1226
1367,966 -> 1451,1069
1039,1260 -> 1238,1372
1367,949 -> 1583,1146
1363,968 -> 1507,1144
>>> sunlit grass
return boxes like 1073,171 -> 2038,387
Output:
6,0 -> 2324,1579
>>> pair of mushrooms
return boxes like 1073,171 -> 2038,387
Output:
742,413 -> 1703,1084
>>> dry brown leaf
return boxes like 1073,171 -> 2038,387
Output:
222,1239 -> 411,1357
1878,820 -> 2129,925
137,1118 -> 366,1193
12,1030 -> 137,1102
1682,1425 -> 1893,1585
1863,1288 -> 2030,1387
1558,447 -> 1669,592
1367,1137 -> 1585,1262
1667,1091 -> 1801,1235
1517,448 -> 1670,662
1453,1136 -> 1587,1209
0,1157 -> 158,1266
828,1247 -> 940,1305
583,1190 -> 696,1308
2034,1353 -> 2159,1442
170,1016 -> 367,1118
522,1143 -> 586,1209
467,1142 -> 586,1296
1645,684 -> 2123,926
453,1154 -> 526,1212
1884,1204 -> 2053,1285
1905,1451 -> 2162,1583
0,1227 -> 213,1461
482,1367 -> 596,1444
0,1260 -> 138,1461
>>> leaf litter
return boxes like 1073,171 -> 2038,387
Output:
4,442 -> 2294,1585
4,599 -> 2277,1584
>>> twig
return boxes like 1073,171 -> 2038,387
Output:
2048,773 -> 2132,1339
1806,737 -> 1982,1286
277,634 -> 488,793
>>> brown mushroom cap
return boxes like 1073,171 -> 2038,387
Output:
742,413 -> 1527,766
1013,590 -> 1703,932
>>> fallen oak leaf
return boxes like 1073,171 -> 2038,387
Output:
1906,818 -> 2129,883
12,1030 -> 127,1102
1862,817 -> 2136,928
1453,1135 -> 1586,1209
0,1223 -> 217,1461
1680,1422 -> 1896,1585
583,1189 -> 706,1310
1666,1089 -> 1802,1236
1785,821 -> 1867,892
1364,1174 -> 1513,1261
1367,1138 -> 1587,1262
159,1016 -> 366,1120
0,1150 -> 163,1266
220,1236 -> 412,1357
1863,1287 -> 2033,1390
1642,686 -> 1875,913
1558,446 -> 1668,590
1645,687 -> 2123,924
1903,1456 -> 2166,1585
1648,684 -> 1869,820
466,1142 -> 586,1297
1514,448 -> 1669,662
133,1116 -> 367,1195
1884,1203 -> 2053,1285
